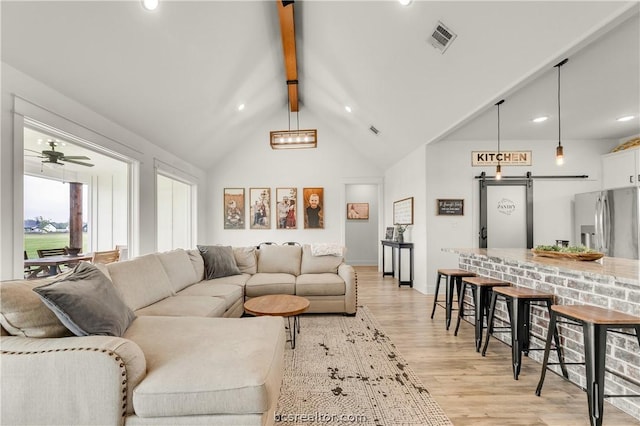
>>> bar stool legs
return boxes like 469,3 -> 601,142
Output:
536,305 -> 640,426
430,269 -> 474,330
454,276 -> 509,352
482,287 -> 567,380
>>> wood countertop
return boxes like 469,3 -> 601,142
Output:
443,248 -> 639,285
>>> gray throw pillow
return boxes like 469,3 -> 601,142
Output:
33,262 -> 136,337
197,245 -> 242,279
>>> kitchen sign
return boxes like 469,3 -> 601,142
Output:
472,151 -> 531,166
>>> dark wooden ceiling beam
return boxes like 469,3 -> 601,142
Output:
277,0 -> 299,112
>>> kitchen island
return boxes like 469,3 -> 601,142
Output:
444,248 -> 640,421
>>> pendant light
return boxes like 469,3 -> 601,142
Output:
495,99 -> 504,180
555,58 -> 568,165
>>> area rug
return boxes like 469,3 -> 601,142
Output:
275,306 -> 452,426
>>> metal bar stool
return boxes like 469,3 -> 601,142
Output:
430,269 -> 476,330
536,304 -> 640,426
454,276 -> 510,351
482,286 -> 568,380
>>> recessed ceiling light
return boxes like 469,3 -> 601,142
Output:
532,116 -> 549,123
345,106 -> 352,113
238,104 -> 245,111
398,0 -> 413,6
617,115 -> 635,122
142,0 -> 159,11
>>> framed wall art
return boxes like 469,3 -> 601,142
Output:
223,188 -> 245,229
393,197 -> 414,225
437,199 -> 464,216
303,187 -> 324,229
249,188 -> 271,229
347,202 -> 369,220
276,187 -> 297,229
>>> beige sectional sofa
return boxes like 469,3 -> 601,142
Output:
0,243 -> 356,425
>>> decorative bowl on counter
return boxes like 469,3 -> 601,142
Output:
531,246 -> 604,261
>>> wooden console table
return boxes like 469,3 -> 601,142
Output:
381,240 -> 414,287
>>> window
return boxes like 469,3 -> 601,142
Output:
156,172 -> 195,251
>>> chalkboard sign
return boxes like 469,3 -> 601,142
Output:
437,199 -> 464,216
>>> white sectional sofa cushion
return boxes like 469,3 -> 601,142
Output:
234,246 -> 258,274
296,273 -> 346,296
178,282 -> 244,310
134,295 -> 226,318
300,244 -> 344,274
0,278 -> 72,338
125,315 -> 285,418
245,273 -> 296,297
107,254 -> 174,311
186,249 -> 205,279
157,249 -> 198,293
257,245 -> 301,275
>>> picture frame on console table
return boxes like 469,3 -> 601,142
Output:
223,188 -> 245,229
303,187 -> 324,229
385,227 -> 395,240
276,187 -> 297,229
249,187 -> 271,229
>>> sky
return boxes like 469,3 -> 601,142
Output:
24,175 -> 87,223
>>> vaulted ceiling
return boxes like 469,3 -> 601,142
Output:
2,1 -> 639,171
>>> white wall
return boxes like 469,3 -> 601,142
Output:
384,145 -> 427,293
206,111 -> 383,247
424,138 -> 617,294
0,63 -> 208,279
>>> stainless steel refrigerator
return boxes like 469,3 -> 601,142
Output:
574,187 -> 640,259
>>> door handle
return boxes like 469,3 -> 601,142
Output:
480,226 -> 487,240
631,175 -> 634,184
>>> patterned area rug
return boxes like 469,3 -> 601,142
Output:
276,306 -> 452,426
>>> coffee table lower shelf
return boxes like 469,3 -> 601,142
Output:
244,294 -> 310,349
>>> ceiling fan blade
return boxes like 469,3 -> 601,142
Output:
63,158 -> 94,167
61,155 -> 90,160
24,148 -> 43,154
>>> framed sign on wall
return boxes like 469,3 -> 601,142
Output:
393,197 -> 414,225
437,199 -> 464,216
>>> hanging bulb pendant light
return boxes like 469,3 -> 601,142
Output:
555,58 -> 568,165
495,99 -> 504,180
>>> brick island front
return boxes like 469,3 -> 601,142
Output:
444,248 -> 640,421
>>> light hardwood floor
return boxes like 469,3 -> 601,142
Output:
355,265 -> 640,426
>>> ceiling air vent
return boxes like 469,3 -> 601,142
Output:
369,125 -> 380,135
429,21 -> 456,54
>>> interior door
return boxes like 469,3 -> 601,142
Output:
479,179 -> 533,248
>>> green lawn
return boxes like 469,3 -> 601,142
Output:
24,233 -> 88,259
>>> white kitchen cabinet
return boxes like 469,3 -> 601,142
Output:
602,147 -> 640,189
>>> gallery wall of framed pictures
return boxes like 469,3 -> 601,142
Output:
223,187 -> 324,230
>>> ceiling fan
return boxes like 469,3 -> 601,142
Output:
25,141 -> 94,167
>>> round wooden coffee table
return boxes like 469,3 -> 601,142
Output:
244,294 -> 310,349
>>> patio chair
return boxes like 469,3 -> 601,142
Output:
35,248 -> 69,274
37,248 -> 67,257
91,249 -> 120,265
24,251 -> 45,279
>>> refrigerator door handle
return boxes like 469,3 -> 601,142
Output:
602,195 -> 611,253
594,196 -> 603,251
